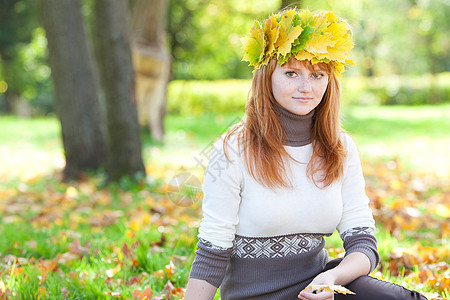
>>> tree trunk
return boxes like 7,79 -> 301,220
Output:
280,0 -> 303,10
131,0 -> 170,141
39,0 -> 107,179
5,91 -> 31,117
92,0 -> 146,181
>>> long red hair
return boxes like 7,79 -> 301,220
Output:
224,57 -> 347,189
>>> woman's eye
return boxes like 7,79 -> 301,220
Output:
285,71 -> 297,78
312,73 -> 324,79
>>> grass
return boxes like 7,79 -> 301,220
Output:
0,104 -> 449,299
0,173 -> 199,299
342,105 -> 450,177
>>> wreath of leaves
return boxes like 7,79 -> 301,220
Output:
241,9 -> 356,81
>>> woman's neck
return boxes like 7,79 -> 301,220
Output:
274,103 -> 314,147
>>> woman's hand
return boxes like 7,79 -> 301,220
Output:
299,252 -> 371,299
298,270 -> 337,300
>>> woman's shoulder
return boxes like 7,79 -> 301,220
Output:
340,131 -> 358,153
206,127 -> 245,164
220,126 -> 245,151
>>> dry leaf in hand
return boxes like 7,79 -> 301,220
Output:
301,284 -> 355,295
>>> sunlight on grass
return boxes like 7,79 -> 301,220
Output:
356,137 -> 450,178
342,105 -> 450,178
0,116 -> 64,182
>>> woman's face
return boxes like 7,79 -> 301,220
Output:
271,59 -> 329,115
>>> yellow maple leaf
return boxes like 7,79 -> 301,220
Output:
323,11 -> 339,24
307,33 -> 336,54
332,61 -> 345,82
312,13 -> 330,34
295,50 -> 315,61
241,21 -> 265,66
274,10 -> 303,57
302,284 -> 355,295
327,21 -> 350,40
129,219 -> 141,231
297,8 -> 315,27
305,12 -> 338,55
326,37 -> 354,62
164,261 -> 176,278
261,16 -> 280,65
65,186 -> 78,200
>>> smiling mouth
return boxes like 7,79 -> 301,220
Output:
293,97 -> 312,102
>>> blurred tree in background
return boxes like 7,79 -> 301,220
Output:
91,0 -> 146,181
39,0 -> 107,179
322,0 -> 450,76
131,0 -> 170,141
167,0 -> 278,80
38,0 -> 145,181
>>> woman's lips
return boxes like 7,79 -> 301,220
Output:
293,97 -> 312,103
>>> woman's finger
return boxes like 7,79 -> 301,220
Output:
298,290 -> 334,300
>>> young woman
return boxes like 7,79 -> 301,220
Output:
184,9 -> 427,300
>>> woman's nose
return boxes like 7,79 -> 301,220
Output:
297,77 -> 312,92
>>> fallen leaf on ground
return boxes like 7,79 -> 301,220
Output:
132,286 -> 154,300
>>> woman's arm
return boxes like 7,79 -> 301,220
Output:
184,278 -> 217,300
186,135 -> 243,298
321,251 -> 371,285
298,252 -> 370,300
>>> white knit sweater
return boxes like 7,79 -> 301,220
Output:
198,132 -> 375,249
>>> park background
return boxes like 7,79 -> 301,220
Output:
0,0 -> 449,299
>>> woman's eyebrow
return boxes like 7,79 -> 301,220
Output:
282,65 -> 321,73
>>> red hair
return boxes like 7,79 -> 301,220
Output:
224,57 -> 347,189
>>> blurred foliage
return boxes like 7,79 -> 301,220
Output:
167,73 -> 450,115
167,0 -> 278,80
0,0 -> 449,114
0,0 -> 38,59
167,80 -> 249,115
0,0 -> 52,113
343,73 -> 450,106
301,0 -> 450,76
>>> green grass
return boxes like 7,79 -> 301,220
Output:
342,105 -> 450,140
342,104 -> 450,177
0,104 -> 449,299
0,115 -> 61,150
0,173 -> 198,299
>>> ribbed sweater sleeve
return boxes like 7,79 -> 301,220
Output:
341,227 -> 380,273
189,239 -> 233,288
337,134 -> 376,233
337,134 -> 379,273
